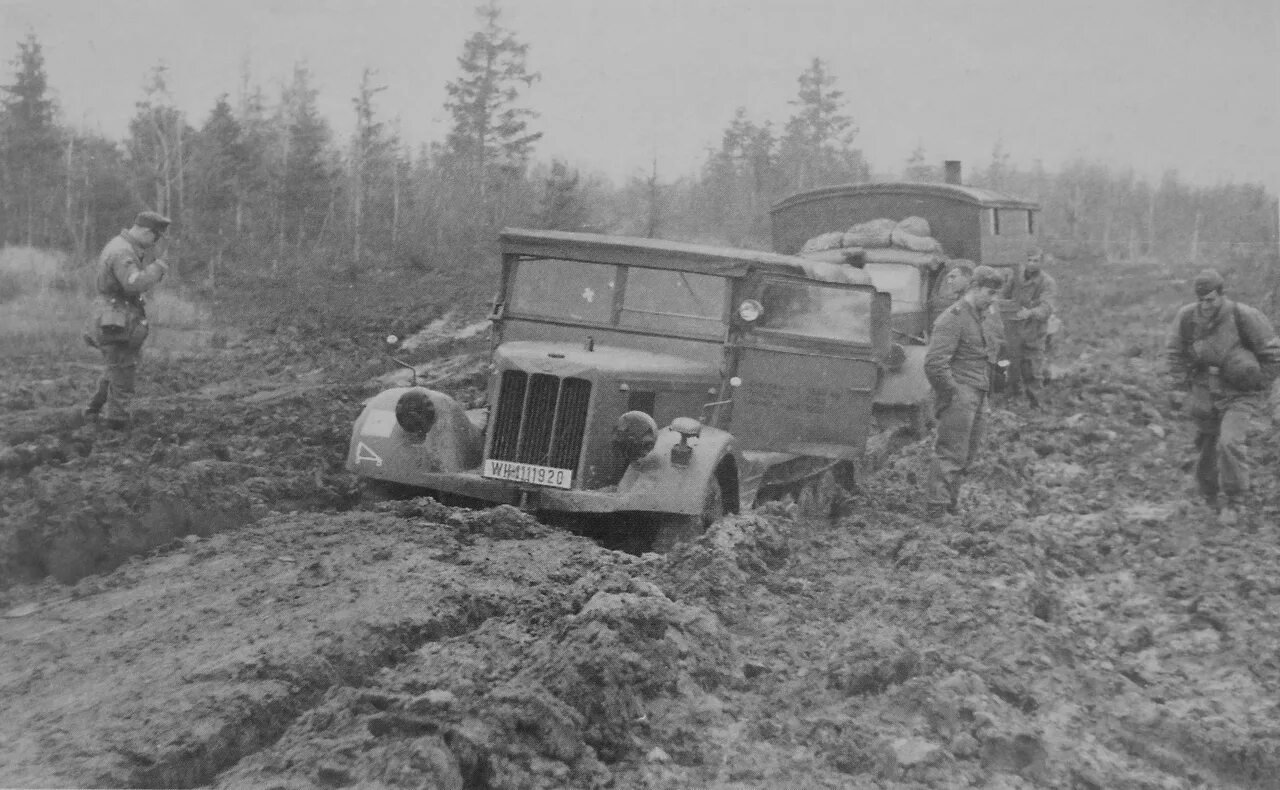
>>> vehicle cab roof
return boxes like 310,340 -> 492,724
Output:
770,182 -> 1041,213
500,228 -> 874,286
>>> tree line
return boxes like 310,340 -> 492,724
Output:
1,1 -> 1275,306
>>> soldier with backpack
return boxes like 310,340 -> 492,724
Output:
1165,269 -> 1280,525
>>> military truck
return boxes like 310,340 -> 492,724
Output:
770,163 -> 1042,416
348,229 -> 896,551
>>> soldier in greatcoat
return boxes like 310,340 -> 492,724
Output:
923,265 -> 1005,517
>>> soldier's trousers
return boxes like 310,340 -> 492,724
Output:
1191,389 -> 1262,500
88,340 -> 142,422
926,384 -> 988,509
1006,335 -> 1046,402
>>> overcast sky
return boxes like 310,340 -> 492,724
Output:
2,0 -> 1277,192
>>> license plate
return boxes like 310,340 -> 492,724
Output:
482,459 -> 573,489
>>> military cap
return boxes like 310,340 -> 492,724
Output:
970,265 -> 1005,291
134,211 -> 172,233
1193,269 -> 1224,296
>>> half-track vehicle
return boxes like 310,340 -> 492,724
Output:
770,165 -> 1043,413
348,229 -> 897,550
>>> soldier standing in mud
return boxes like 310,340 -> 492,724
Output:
923,265 -> 1005,517
935,261 -> 1006,388
83,211 -> 172,430
1002,250 -> 1057,409
1165,269 -> 1280,526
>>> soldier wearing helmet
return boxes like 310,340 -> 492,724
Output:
923,264 -> 1005,517
83,210 -> 172,430
1001,249 -> 1057,409
1165,269 -> 1280,526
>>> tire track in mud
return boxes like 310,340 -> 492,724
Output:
0,505 -> 594,788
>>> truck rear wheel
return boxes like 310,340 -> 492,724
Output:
651,478 -> 724,553
797,469 -> 838,518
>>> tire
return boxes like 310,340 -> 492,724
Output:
652,477 -> 724,553
797,469 -> 837,518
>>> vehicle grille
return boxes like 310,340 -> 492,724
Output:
489,371 -> 592,472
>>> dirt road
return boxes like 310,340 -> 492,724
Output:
3,259 -> 1280,788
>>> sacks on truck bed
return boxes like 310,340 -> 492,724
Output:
801,231 -> 846,254
802,214 -> 942,256
896,216 -> 931,237
890,226 -> 943,254
841,218 -> 896,249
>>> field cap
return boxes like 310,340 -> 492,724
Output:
134,211 -> 172,234
971,265 -> 1005,290
1193,269 -> 1224,296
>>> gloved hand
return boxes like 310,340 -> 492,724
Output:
1168,391 -> 1185,411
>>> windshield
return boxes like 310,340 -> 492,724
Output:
863,263 -> 922,313
507,258 -> 618,323
758,280 -> 875,344
506,258 -> 728,338
619,267 -> 726,337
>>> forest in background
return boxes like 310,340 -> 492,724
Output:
1,1 -> 1277,312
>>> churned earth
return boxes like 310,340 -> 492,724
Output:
2,258 -> 1279,788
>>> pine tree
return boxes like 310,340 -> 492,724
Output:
188,95 -> 246,284
699,107 -> 778,244
443,0 -> 542,190
350,69 -> 396,271
777,58 -> 865,193
276,63 -> 334,255
0,33 -> 61,245
903,144 -> 939,182
533,159 -> 588,231
126,65 -> 190,220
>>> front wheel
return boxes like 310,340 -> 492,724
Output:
651,477 -> 724,553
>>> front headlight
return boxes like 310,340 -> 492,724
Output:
737,299 -> 763,322
395,389 -> 437,436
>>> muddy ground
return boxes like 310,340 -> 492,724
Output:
2,259 -> 1280,789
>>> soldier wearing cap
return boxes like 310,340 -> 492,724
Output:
83,211 -> 172,429
923,264 -> 1005,517
1001,250 -> 1057,409
1165,268 -> 1280,525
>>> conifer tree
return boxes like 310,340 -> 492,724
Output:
777,58 -> 866,193
0,33 -> 60,245
443,0 -> 542,190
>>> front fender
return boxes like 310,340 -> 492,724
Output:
347,387 -> 485,484
875,344 -> 931,406
616,424 -> 738,515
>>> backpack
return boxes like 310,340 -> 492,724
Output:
1179,302 -> 1265,390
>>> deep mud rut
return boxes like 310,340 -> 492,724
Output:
3,260 -> 1280,788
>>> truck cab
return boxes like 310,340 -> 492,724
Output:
348,229 -> 893,550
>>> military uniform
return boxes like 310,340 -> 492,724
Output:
1002,266 -> 1057,406
86,224 -> 169,426
1165,296 -> 1280,512
924,298 -> 995,513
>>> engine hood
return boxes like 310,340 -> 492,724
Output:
494,341 -> 717,381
